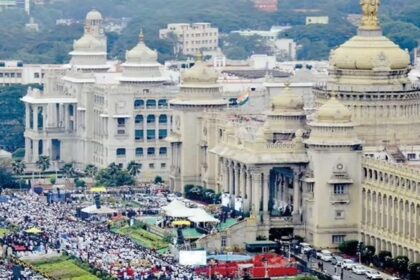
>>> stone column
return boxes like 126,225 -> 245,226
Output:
262,170 -> 270,222
33,105 -> 38,132
224,160 -> 229,193
25,104 -> 30,129
228,162 -> 234,194
235,165 -> 241,196
241,166 -> 246,198
25,138 -> 31,162
293,169 -> 301,221
33,139 -> 39,162
251,170 -> 261,218
42,105 -> 47,131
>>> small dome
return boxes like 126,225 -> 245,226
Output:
73,33 -> 104,52
330,33 -> 410,71
271,83 -> 304,111
86,9 -> 103,21
126,31 -> 158,64
182,53 -> 219,84
316,93 -> 352,124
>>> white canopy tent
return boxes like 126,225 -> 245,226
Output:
81,205 -> 117,215
188,208 -> 220,223
162,199 -> 219,223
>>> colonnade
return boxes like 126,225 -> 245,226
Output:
220,158 -> 301,223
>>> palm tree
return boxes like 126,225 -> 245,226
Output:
84,164 -> 98,178
127,161 -> 141,177
36,156 -> 50,172
12,160 -> 26,175
61,163 -> 75,178
12,160 -> 26,190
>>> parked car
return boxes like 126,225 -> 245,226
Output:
315,250 -> 323,259
331,256 -> 344,266
320,250 -> 333,262
300,242 -> 313,254
365,270 -> 383,279
342,259 -> 357,270
352,265 -> 367,275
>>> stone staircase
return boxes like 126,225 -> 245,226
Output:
385,145 -> 406,163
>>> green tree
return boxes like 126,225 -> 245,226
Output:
12,160 -> 25,175
84,164 -> 98,178
127,161 -> 141,177
408,263 -> 420,280
49,176 -> 57,185
377,251 -> 393,268
0,167 -> 18,192
74,178 -> 86,188
61,162 -> 75,178
393,256 -> 409,276
338,240 -> 359,256
154,175 -> 163,184
36,155 -> 50,172
95,163 -> 134,187
362,245 -> 376,263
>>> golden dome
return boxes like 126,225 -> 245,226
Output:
182,53 -> 219,84
271,82 -> 304,111
86,9 -> 103,21
316,92 -> 352,124
73,33 -> 104,52
330,35 -> 410,70
126,31 -> 158,64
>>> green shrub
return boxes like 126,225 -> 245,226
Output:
338,240 -> 359,255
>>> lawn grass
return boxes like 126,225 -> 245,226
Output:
115,225 -> 169,250
30,256 -> 100,280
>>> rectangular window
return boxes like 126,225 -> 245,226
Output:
147,129 -> 156,140
135,130 -> 144,140
221,236 -> 227,248
335,210 -> 345,220
149,163 -> 155,169
334,184 -> 345,194
407,153 -> 416,160
117,118 -> 126,128
159,129 -> 168,139
161,163 -> 166,169
332,235 -> 345,244
116,148 -> 126,157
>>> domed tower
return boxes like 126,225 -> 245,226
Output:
315,0 -> 420,147
264,82 -> 307,142
69,9 -> 108,71
304,92 -> 363,248
168,53 -> 228,192
118,30 -> 165,83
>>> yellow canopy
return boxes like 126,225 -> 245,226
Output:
90,187 -> 107,193
25,227 -> 43,234
172,220 -> 191,227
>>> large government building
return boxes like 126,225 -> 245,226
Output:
22,2 -> 419,261
22,10 -> 174,180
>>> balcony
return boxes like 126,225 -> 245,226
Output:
330,193 -> 350,204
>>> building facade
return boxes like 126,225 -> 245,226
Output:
168,1 -> 420,261
22,10 -> 174,180
159,23 -> 219,56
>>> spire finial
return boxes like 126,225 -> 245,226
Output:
139,28 -> 145,43
360,0 -> 381,31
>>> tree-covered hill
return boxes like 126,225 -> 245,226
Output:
0,0 -> 418,63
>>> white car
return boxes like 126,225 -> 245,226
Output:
352,265 -> 367,275
342,259 -> 357,270
365,270 -> 383,280
300,242 -> 313,254
320,250 -> 333,262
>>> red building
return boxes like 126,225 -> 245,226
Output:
253,0 -> 278,13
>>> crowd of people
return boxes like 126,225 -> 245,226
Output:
0,192 -> 207,280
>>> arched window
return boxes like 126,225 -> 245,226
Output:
159,114 -> 168,124
158,99 -> 168,108
135,148 -> 143,156
147,148 -> 155,155
159,147 -> 167,155
134,99 -> 144,109
147,115 -> 156,123
146,100 -> 157,109
135,115 -> 144,124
